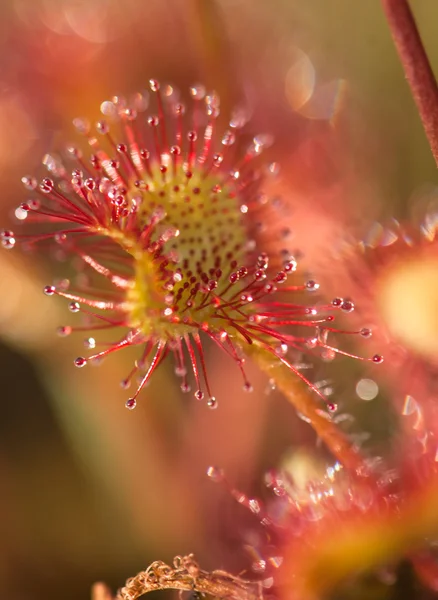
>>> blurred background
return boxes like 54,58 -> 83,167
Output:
1,1 -> 438,599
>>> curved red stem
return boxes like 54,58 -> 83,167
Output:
382,0 -> 438,167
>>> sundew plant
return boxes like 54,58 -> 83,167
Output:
4,1 -> 438,599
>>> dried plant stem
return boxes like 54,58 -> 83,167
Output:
382,0 -> 438,167
116,555 -> 261,600
248,345 -> 368,474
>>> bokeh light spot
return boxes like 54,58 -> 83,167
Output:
378,255 -> 438,360
356,378 -> 378,401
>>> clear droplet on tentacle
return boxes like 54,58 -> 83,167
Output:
189,84 -> 206,100
229,106 -> 251,129
206,466 -> 224,482
207,397 -> 218,409
100,100 -> 118,118
125,398 -> 137,410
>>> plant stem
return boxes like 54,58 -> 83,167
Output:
248,345 -> 368,474
116,555 -> 261,600
382,0 -> 438,167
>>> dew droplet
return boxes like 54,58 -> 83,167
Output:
228,107 -> 248,129
74,357 -> 87,368
268,162 -> 280,176
187,130 -> 197,142
100,100 -> 117,117
194,390 -> 204,401
283,258 -> 297,272
69,302 -> 80,313
252,560 -> 267,573
321,348 -> 336,362
44,285 -> 55,296
181,382 -> 191,393
222,131 -> 236,146
243,382 -> 253,393
54,233 -> 67,244
264,283 -> 276,294
112,95 -> 127,111
170,145 -> 181,158
306,279 -> 320,291
15,206 -> 28,220
125,398 -> 137,410
372,354 -> 384,364
206,466 -> 224,482
306,337 -> 318,349
174,103 -> 186,116
274,271 -> 287,283
43,153 -> 65,177
341,299 -> 355,313
26,199 -> 40,211
229,272 -> 239,284
207,397 -> 218,409
189,83 -> 206,100
206,91 -> 220,109
84,337 -> 96,349
21,176 -> 37,190
212,153 -> 223,167
360,327 -> 372,338
40,178 -> 54,194
1,235 -> 16,249
57,326 -> 72,337
275,343 -> 288,356
253,134 -> 273,155
148,116 -> 159,127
